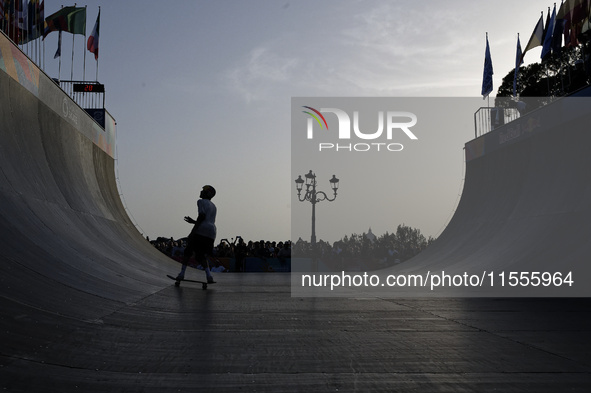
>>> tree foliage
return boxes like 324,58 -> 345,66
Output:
293,224 -> 436,268
497,44 -> 590,100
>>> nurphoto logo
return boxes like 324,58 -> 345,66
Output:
301,106 -> 418,152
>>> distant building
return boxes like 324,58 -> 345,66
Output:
365,228 -> 376,243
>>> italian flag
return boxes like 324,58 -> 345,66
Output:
87,9 -> 100,60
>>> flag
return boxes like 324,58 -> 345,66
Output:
558,0 -> 571,46
550,0 -> 566,53
42,6 -> 85,39
30,0 -> 44,39
541,4 -> 556,59
552,17 -> 566,55
6,0 -> 24,42
542,7 -> 551,42
513,34 -> 523,97
3,0 -> 12,40
559,0 -> 590,47
54,29 -> 61,58
87,9 -> 99,60
19,0 -> 44,44
581,0 -> 591,34
481,33 -> 494,98
0,0 -> 7,33
521,14 -> 544,63
17,0 -> 27,31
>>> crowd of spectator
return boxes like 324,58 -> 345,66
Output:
149,236 -> 292,272
148,224 -> 432,272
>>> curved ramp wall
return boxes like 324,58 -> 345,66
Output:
385,94 -> 591,296
0,32 -> 176,321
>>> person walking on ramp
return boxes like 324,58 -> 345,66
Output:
176,185 -> 217,284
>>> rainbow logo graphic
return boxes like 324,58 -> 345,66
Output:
302,106 -> 328,130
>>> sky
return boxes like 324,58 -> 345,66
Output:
31,0 -> 552,244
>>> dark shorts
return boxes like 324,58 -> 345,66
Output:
184,233 -> 214,259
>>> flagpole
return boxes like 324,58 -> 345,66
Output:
31,0 -> 35,62
70,3 -> 77,81
26,0 -> 30,53
12,0 -> 15,46
71,32 -> 75,80
96,6 -> 100,81
486,32 -> 489,112
514,33 -> 521,98
11,0 -> 14,43
22,0 -> 27,51
83,5 -> 86,81
58,31 -> 62,82
516,33 -> 519,97
39,0 -> 42,66
36,0 -> 40,64
37,2 -> 39,64
36,1 -> 39,64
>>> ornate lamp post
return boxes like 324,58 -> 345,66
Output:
295,170 -> 339,244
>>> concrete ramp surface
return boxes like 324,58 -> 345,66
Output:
380,95 -> 591,297
0,59 -> 174,319
1,33 -> 591,392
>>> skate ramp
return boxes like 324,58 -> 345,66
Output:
0,33 -> 178,322
383,93 -> 591,296
2,32 -> 591,392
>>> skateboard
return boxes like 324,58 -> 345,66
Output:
167,274 -> 216,290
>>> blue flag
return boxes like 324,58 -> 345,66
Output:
541,4 -> 556,60
481,34 -> 494,98
513,34 -> 523,97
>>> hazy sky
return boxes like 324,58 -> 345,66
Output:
35,0 -> 550,244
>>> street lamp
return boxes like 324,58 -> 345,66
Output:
295,170 -> 339,244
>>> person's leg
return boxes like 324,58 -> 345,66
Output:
177,236 -> 194,279
195,235 -> 215,282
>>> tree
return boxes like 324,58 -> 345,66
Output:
293,224 -> 436,267
497,45 -> 589,100
389,224 -> 435,262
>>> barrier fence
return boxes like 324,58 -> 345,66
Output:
473,106 -> 520,138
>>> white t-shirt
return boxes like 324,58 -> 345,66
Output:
193,198 -> 217,239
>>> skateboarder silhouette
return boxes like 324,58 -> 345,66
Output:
175,185 -> 217,284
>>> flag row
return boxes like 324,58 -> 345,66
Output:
0,1 -> 100,60
522,0 -> 591,63
483,0 -> 591,98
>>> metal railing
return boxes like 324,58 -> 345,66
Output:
473,106 -> 520,138
57,80 -> 105,110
